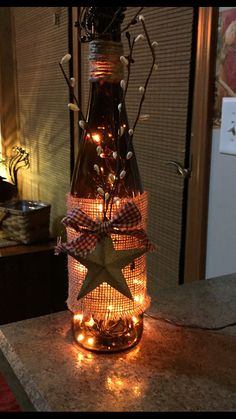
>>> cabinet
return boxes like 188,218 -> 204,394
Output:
0,241 -> 68,325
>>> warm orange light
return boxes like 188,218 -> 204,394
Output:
87,337 -> 94,346
77,333 -> 84,342
0,127 -> 7,179
133,278 -> 142,285
85,317 -> 95,327
132,316 -> 139,325
74,313 -> 83,322
77,352 -> 84,362
133,384 -> 141,397
92,133 -> 101,143
134,295 -> 144,304
75,264 -> 86,274
106,375 -> 142,397
67,192 -> 149,325
116,379 -> 123,387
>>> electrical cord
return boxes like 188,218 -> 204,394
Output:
144,312 -> 236,331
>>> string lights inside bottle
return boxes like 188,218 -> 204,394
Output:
56,8 -> 158,352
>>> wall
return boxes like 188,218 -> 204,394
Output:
206,129 -> 236,278
205,7 -> 236,278
12,7 -> 71,236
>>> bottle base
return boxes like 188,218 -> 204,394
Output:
72,314 -> 143,353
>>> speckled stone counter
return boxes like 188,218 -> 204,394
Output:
0,274 -> 236,411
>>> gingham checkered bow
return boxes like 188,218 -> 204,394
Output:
55,201 -> 156,256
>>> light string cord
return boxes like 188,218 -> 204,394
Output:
144,312 -> 236,331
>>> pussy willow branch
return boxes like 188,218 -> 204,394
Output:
59,62 -> 87,123
60,61 -> 122,221
121,7 -> 144,34
60,15 -> 157,222
131,19 -> 156,135
101,7 -> 124,36
60,61 -> 107,211
106,20 -> 157,219
123,37 -> 135,101
110,18 -> 157,209
105,36 -> 135,219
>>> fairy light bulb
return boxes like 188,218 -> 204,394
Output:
87,337 -> 94,346
132,316 -> 139,325
86,317 -> 95,327
74,313 -> 83,322
92,133 -> 101,144
77,334 -> 84,342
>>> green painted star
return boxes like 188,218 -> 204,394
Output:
68,236 -> 146,301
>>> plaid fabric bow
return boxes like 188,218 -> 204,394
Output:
55,201 -> 156,257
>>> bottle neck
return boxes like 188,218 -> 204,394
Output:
89,40 -> 124,84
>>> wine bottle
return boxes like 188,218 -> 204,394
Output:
71,8 -> 143,199
66,7 -> 150,352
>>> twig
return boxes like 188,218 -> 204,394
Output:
101,8 -> 124,35
105,36 -> 136,218
59,62 -> 87,122
121,7 -> 144,34
105,17 -> 157,218
132,18 -> 156,134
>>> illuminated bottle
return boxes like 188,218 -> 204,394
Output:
71,8 -> 143,198
67,7 -> 150,352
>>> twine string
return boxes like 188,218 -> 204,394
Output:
89,40 -> 124,82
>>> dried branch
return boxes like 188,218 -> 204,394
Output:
121,7 -> 144,34
104,18 -> 157,219
131,18 -> 157,134
59,62 -> 87,122
60,12 -> 157,222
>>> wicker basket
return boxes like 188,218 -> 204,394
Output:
0,200 -> 51,244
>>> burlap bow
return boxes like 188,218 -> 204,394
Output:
55,201 -> 156,257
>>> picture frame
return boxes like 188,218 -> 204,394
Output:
213,7 -> 236,128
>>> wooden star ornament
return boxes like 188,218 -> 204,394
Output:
68,236 -> 146,301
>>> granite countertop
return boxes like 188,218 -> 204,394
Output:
0,274 -> 236,412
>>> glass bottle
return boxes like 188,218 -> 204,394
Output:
68,7 -> 149,352
71,8 -> 143,199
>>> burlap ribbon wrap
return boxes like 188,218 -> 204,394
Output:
55,201 -> 156,257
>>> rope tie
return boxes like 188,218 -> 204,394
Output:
89,40 -> 124,82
